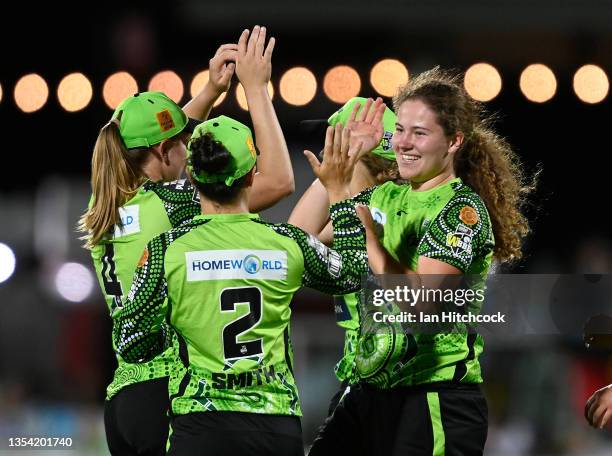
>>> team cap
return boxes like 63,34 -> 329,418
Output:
187,115 -> 257,187
112,91 -> 198,149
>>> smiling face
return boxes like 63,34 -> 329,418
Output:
392,98 -> 463,190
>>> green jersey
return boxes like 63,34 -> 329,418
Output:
114,200 -> 368,417
333,293 -> 360,384
351,178 -> 494,387
90,179 -> 200,400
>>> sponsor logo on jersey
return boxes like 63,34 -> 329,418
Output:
446,224 -> 474,256
114,205 -> 140,237
371,207 -> 387,225
186,250 -> 287,281
243,254 -> 261,274
306,234 -> 342,278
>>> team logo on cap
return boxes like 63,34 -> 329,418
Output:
381,131 -> 393,151
156,110 -> 175,132
246,137 -> 256,158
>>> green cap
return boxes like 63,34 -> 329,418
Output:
327,97 -> 396,161
112,91 -> 192,149
187,115 -> 257,186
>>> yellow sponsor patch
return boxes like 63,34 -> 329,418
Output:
447,234 -> 460,247
156,109 -> 175,132
137,248 -> 149,268
246,136 -> 256,158
459,206 -> 479,226
446,224 -> 474,256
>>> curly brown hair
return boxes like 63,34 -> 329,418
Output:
359,152 -> 400,184
393,67 -> 536,262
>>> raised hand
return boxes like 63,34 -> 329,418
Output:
585,384 -> 612,429
236,26 -> 275,90
345,97 -> 386,158
304,124 -> 363,202
208,43 -> 238,94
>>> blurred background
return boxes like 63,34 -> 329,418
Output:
1,0 -> 612,454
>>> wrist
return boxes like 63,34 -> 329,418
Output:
203,81 -> 225,97
327,188 -> 351,204
242,83 -> 269,95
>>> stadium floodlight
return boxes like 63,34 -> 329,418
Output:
14,73 -> 49,113
519,64 -> 557,103
279,67 -> 317,106
370,59 -> 409,97
148,70 -> 184,103
573,64 -> 609,104
464,63 -> 502,102
58,73 -> 93,112
103,72 -> 138,109
323,65 -> 361,104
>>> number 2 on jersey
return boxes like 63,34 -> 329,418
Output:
221,287 -> 263,361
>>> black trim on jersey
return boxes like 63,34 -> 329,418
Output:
175,331 -> 190,368
101,244 -> 122,297
168,333 -> 192,418
452,332 -> 478,383
283,327 -> 293,375
169,371 -> 192,418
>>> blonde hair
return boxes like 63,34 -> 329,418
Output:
78,119 -> 149,248
393,67 -> 537,262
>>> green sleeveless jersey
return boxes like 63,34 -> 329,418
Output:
90,179 -> 200,400
114,200 -> 368,417
350,178 -> 494,387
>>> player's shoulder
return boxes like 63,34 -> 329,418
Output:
252,218 -> 301,238
151,217 -> 210,249
371,180 -> 408,201
450,181 -> 487,210
143,179 -> 196,197
444,181 -> 490,227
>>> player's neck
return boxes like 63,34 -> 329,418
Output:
411,170 -> 456,192
199,195 -> 250,215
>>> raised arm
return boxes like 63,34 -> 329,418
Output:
290,98 -> 386,244
235,26 -> 295,211
182,44 -> 238,120
113,235 -> 172,363
288,178 -> 332,242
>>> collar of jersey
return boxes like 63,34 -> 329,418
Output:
193,213 -> 260,222
408,177 -> 462,194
